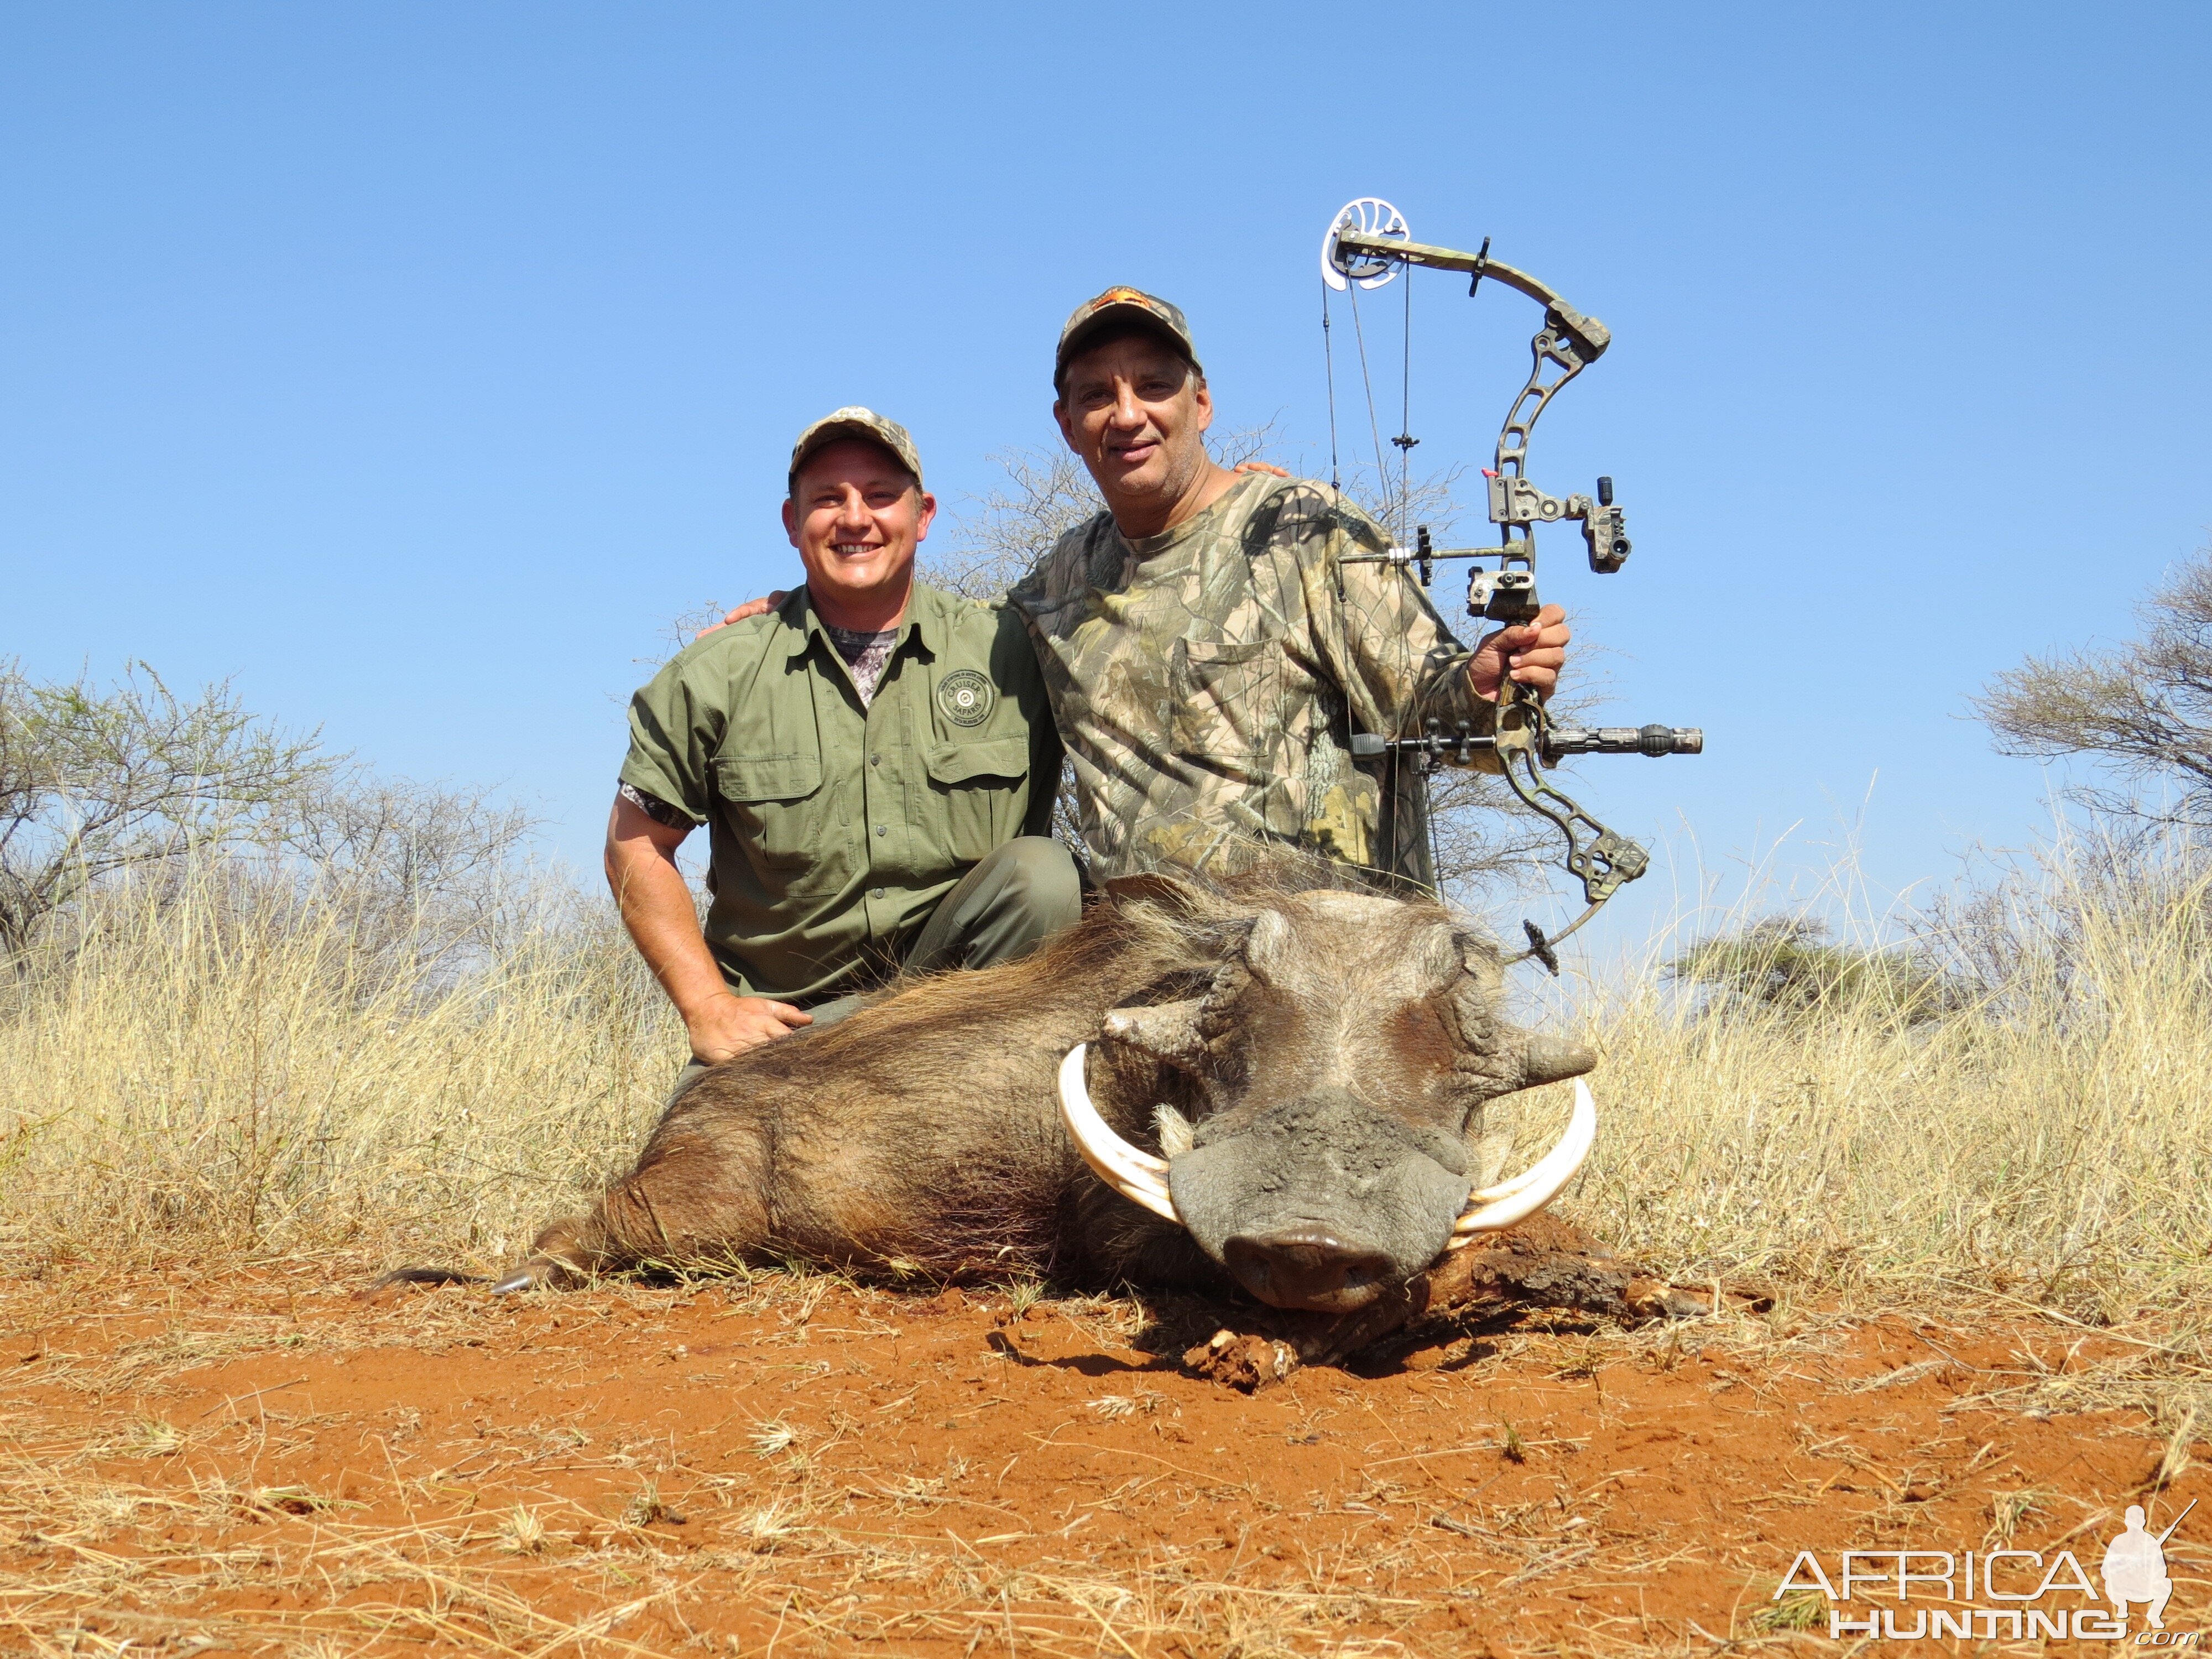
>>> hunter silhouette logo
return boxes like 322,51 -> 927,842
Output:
1774,1498 -> 2197,1640
2105,1501 -> 2191,1630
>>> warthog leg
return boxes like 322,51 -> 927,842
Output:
491,1123 -> 775,1293
489,1215 -> 598,1293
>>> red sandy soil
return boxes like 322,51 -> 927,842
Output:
0,1258 -> 2201,1655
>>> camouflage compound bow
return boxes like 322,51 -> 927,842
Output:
1318,198 -> 1703,969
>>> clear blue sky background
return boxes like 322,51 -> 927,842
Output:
5,4 -> 2207,951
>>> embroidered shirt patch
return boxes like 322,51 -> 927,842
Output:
936,669 -> 994,728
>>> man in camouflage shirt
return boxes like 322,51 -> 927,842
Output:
1006,288 -> 1572,886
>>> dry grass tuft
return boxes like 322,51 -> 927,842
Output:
0,864 -> 675,1270
1506,825 -> 2212,1338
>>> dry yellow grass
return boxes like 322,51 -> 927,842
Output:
1554,830 -> 2212,1323
0,872 -> 680,1269
2,829 -> 2209,1329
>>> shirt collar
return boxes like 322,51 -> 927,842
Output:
1115,470 -> 1267,563
790,581 -> 946,661
902,582 -> 950,658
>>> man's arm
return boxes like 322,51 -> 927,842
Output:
603,794 -> 810,1062
698,592 -> 787,637
1301,496 -> 1570,748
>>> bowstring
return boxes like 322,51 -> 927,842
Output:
1321,285 -> 1341,494
1399,260 -> 1413,548
1342,263 -> 1447,891
1325,249 -> 1447,894
1344,280 -> 1390,529
1397,261 -> 1441,889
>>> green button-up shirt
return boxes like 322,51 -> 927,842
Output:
619,582 -> 1061,1005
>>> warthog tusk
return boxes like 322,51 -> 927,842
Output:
1057,1044 -> 1180,1224
1447,1077 -> 1596,1245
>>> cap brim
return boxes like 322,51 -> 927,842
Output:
789,423 -> 921,484
1056,307 -> 1196,380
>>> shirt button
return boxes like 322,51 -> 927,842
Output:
874,824 -> 886,836
870,754 -> 880,765
870,886 -> 885,899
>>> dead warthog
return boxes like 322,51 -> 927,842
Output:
488,863 -> 1603,1317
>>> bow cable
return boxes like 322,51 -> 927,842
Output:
1343,279 -> 1390,523
1394,263 -> 1417,547
1320,286 -> 1341,493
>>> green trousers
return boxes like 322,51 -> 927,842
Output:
665,836 -> 1081,1103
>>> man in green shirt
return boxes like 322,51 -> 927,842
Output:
609,408 -> 1076,1085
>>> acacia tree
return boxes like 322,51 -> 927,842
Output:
265,765 -> 544,982
0,661 -> 542,973
1974,542 -> 2212,823
0,661 -> 327,961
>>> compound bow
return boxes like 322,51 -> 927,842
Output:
1318,198 -> 1703,969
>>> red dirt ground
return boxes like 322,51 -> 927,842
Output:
1,1258 -> 2201,1655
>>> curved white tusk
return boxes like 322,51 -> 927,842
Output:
1446,1077 -> 1596,1245
1468,1155 -> 1554,1205
1057,1044 -> 1180,1224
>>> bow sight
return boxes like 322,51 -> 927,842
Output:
1318,198 -> 1703,967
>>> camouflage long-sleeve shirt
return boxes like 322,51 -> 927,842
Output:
1006,472 -> 1494,885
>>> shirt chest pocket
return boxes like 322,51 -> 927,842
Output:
923,738 -> 1030,864
1170,635 -> 1306,771
712,752 -> 833,873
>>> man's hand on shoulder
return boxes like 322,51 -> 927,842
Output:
685,990 -> 812,1062
695,591 -> 791,640
1233,461 -> 1291,478
1470,603 -> 1571,702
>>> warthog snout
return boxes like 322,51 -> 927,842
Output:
1223,1226 -> 1397,1313
1164,1087 -> 1473,1313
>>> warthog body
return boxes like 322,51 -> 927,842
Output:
500,865 -> 1595,1313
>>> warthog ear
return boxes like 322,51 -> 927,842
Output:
1242,909 -> 1291,981
1523,1035 -> 1597,1087
1101,999 -> 1209,1067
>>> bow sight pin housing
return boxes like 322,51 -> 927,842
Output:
1321,198 -> 1701,966
1484,471 -> 1631,585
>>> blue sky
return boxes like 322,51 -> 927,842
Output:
5,3 -> 2208,949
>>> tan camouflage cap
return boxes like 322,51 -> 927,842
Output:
1053,287 -> 1202,391
786,406 -> 925,491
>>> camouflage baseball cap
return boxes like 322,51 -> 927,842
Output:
1053,287 -> 1202,390
786,406 -> 924,491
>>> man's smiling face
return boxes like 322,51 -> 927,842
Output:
781,437 -> 936,623
1053,330 -> 1214,520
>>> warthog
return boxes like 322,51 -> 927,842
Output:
490,863 -> 1599,1316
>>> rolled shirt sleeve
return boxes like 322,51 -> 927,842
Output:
618,658 -> 722,827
